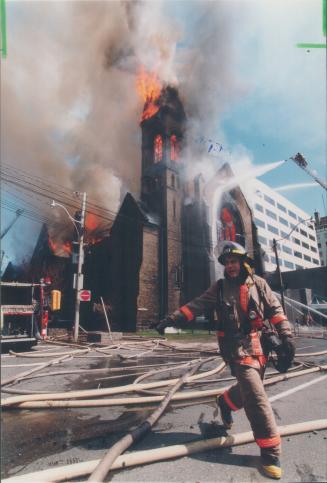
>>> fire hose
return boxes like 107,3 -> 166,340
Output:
2,419 -> 326,483
1,354 -> 72,387
2,364 -> 326,409
8,348 -> 91,358
1,360 -> 226,407
88,358 -> 207,482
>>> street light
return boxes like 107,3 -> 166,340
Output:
50,192 -> 87,342
272,216 -> 313,313
50,201 -> 81,238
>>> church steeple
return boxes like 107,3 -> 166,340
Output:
139,86 -> 186,317
140,86 -> 185,212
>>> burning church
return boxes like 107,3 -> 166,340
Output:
80,77 -> 262,332
29,73 -> 262,333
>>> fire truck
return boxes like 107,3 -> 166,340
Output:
0,279 -> 61,349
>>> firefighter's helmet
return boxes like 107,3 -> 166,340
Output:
217,241 -> 252,265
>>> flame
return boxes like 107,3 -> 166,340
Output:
85,213 -> 99,232
85,213 -> 106,245
48,238 -> 72,257
136,66 -> 162,121
62,241 -> 72,255
48,238 -> 57,253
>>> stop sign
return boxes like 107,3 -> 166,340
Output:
79,290 -> 91,302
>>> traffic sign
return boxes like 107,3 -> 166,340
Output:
79,290 -> 91,302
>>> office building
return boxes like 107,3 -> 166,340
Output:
314,212 -> 327,266
241,179 -> 320,272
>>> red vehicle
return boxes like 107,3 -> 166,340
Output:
0,279 -> 61,349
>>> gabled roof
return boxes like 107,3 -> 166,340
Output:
115,193 -> 160,228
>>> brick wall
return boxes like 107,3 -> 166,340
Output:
136,226 -> 160,330
166,170 -> 183,313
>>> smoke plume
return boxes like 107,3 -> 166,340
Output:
2,0 -> 250,260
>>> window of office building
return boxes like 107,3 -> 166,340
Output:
270,255 -> 277,264
288,209 -> 297,219
295,264 -> 303,270
303,254 -> 311,262
312,259 -> 320,265
311,246 -> 317,253
267,224 -> 279,235
300,229 -> 308,237
293,237 -> 301,245
266,208 -> 277,220
309,234 -> 316,241
294,251 -> 302,259
255,203 -> 264,213
279,216 -> 288,227
277,202 -> 286,213
282,245 -> 292,255
254,217 -> 265,229
284,260 -> 294,269
298,216 -> 305,223
258,235 -> 267,245
302,241 -> 309,249
264,194 -> 275,206
281,230 -> 289,239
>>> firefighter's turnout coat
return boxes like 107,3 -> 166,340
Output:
173,273 -> 292,456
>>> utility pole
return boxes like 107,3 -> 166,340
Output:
73,192 -> 87,342
272,238 -> 286,313
1,209 -> 24,239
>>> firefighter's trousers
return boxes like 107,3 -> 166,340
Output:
223,363 -> 281,458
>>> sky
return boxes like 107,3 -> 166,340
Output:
1,0 -> 326,268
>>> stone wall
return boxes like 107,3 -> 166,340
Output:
136,226 -> 160,330
166,171 -> 183,314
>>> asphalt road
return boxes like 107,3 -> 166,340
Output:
1,335 -> 327,482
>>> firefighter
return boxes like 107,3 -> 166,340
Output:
152,241 -> 295,480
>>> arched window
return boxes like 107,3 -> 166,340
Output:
220,207 -> 236,241
217,202 -> 245,247
170,134 -> 179,161
154,135 -> 163,163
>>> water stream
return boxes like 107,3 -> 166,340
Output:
283,294 -> 327,320
209,160 -> 285,279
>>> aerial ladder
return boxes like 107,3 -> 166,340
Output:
290,153 -> 327,191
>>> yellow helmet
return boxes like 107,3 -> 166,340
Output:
217,241 -> 252,265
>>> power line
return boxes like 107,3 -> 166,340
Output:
1,164 -> 265,254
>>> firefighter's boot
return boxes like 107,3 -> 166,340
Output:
260,452 -> 282,480
217,395 -> 233,429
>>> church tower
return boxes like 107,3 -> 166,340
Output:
140,86 -> 186,317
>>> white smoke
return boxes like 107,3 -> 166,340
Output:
3,0 -> 322,263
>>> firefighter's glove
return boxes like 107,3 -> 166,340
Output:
150,316 -> 175,335
275,335 -> 296,373
281,335 -> 296,361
